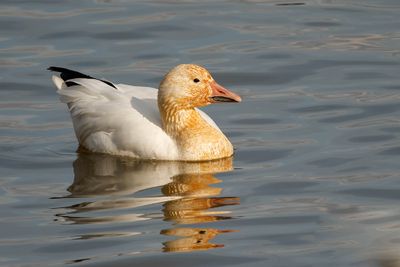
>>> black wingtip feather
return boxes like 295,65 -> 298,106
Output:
47,66 -> 94,81
48,66 -> 117,89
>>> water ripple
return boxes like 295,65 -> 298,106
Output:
0,6 -> 121,19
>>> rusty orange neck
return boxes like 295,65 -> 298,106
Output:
159,99 -> 207,137
158,100 -> 234,161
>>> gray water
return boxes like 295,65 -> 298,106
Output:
1,0 -> 400,266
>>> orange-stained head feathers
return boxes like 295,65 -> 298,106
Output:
158,64 -> 241,109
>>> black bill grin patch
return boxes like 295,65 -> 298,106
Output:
210,96 -> 239,103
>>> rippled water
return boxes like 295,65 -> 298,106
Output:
1,0 -> 400,266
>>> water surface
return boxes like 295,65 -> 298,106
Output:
1,0 -> 400,266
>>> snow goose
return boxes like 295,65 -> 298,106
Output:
48,64 -> 241,161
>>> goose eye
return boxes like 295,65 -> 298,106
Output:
193,78 -> 200,83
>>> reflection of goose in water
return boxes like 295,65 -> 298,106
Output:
55,153 -> 239,252
161,172 -> 239,252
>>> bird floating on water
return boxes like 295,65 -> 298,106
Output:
49,64 -> 241,161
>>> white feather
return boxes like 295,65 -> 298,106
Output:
52,75 -> 64,90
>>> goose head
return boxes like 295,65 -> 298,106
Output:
158,64 -> 241,109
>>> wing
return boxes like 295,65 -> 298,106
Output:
50,70 -> 178,159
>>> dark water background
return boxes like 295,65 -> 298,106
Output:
1,0 -> 400,266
